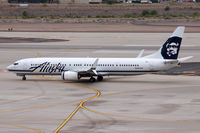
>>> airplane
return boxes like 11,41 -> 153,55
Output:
7,26 -> 192,82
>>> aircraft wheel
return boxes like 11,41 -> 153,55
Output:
97,76 -> 103,81
22,75 -> 26,80
89,77 -> 96,82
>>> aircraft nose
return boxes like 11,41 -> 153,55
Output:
7,65 -> 13,71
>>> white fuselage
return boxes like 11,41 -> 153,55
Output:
6,26 -> 188,81
7,57 -> 176,76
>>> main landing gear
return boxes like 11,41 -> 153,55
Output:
89,76 -> 103,82
97,76 -> 103,81
89,77 -> 96,82
22,75 -> 26,80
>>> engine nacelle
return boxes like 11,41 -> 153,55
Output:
61,71 -> 79,81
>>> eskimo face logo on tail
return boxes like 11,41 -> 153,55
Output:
161,37 -> 182,59
29,62 -> 65,73
166,42 -> 179,57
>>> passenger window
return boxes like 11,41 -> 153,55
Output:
13,63 -> 19,65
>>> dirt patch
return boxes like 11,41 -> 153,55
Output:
0,37 -> 68,43
1,22 -> 200,32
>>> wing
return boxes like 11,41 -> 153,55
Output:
77,58 -> 99,76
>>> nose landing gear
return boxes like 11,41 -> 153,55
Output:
22,75 -> 26,80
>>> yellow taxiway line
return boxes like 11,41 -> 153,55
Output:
30,76 -> 101,133
0,123 -> 43,133
53,83 -> 101,133
0,100 -> 80,114
3,75 -> 200,133
0,75 -> 100,133
81,105 -> 200,124
80,85 -> 200,125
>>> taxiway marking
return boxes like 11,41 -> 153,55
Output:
0,123 -> 43,133
81,105 -> 200,124
0,100 -> 80,114
30,76 -> 101,133
81,85 -> 200,125
54,83 -> 101,133
2,75 -> 200,133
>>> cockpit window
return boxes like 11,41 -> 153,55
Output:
13,63 -> 19,65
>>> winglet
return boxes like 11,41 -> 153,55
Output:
137,49 -> 144,58
91,58 -> 99,70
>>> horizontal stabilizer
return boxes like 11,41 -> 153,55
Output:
178,56 -> 193,63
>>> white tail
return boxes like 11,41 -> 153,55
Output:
144,26 -> 185,59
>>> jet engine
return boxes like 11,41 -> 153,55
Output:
61,71 -> 79,81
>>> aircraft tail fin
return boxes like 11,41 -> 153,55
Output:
144,26 -> 185,60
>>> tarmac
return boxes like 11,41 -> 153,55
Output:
0,31 -> 200,133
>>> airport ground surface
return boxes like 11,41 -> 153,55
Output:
0,31 -> 200,133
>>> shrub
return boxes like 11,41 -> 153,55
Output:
192,12 -> 199,17
165,6 -> 170,11
30,15 -> 37,18
22,11 -> 29,19
43,3 -> 48,7
96,15 -> 100,18
75,15 -> 81,18
101,15 -> 107,18
151,10 -> 158,16
106,0 -> 116,5
141,10 -> 150,17
49,15 -> 55,19
123,13 -> 137,18
65,14 -> 72,18
163,14 -> 170,19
